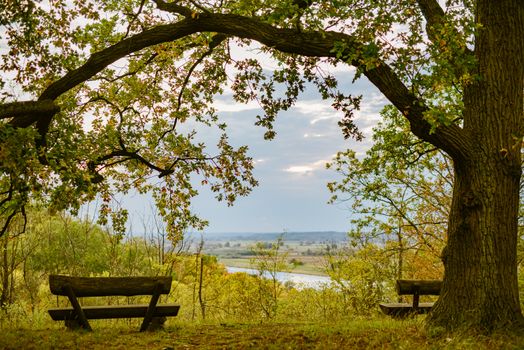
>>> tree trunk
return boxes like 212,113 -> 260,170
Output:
428,0 -> 524,331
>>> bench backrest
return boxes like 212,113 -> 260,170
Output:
396,279 -> 442,296
49,275 -> 172,297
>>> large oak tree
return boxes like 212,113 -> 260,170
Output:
0,0 -> 522,331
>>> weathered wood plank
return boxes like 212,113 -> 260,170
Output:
379,302 -> 434,317
49,275 -> 172,297
48,304 -> 180,320
395,279 -> 442,296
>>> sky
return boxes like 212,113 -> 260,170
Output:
122,58 -> 388,234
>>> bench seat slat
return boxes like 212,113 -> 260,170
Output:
49,275 -> 172,297
396,280 -> 441,295
379,302 -> 434,317
48,304 -> 180,320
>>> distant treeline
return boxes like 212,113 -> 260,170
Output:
188,231 -> 348,242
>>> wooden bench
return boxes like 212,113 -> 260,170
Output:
48,275 -> 180,331
379,279 -> 442,318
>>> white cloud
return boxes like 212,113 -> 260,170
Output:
292,100 -> 341,125
309,115 -> 339,125
212,98 -> 260,112
303,133 -> 325,138
285,165 -> 314,174
316,60 -> 357,75
229,41 -> 280,71
283,158 -> 331,175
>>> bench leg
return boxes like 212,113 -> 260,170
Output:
140,283 -> 162,332
64,284 -> 92,331
412,292 -> 420,314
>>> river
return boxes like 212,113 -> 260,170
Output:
226,266 -> 332,290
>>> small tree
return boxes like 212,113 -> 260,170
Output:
324,243 -> 396,315
250,235 -> 290,318
328,106 -> 451,281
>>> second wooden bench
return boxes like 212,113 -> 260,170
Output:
379,279 -> 442,318
48,275 -> 180,331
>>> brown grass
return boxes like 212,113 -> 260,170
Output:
1,319 -> 523,349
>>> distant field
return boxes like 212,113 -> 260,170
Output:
195,231 -> 348,242
204,237 -> 335,276
205,240 -> 330,257
218,257 -> 327,276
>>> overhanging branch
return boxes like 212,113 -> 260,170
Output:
95,148 -> 217,178
1,100 -> 60,125
30,11 -> 471,161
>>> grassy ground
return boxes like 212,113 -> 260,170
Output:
1,319 -> 522,349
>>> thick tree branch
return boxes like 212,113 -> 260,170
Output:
97,149 -> 174,176
0,100 -> 60,125
95,52 -> 158,83
31,12 -> 471,160
96,148 -> 217,178
361,61 -> 471,161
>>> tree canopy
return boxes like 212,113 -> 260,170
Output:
1,0 -> 522,332
0,0 -> 476,233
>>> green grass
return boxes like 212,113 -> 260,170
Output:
1,319 -> 522,349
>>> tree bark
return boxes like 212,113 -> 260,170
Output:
428,0 -> 524,331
